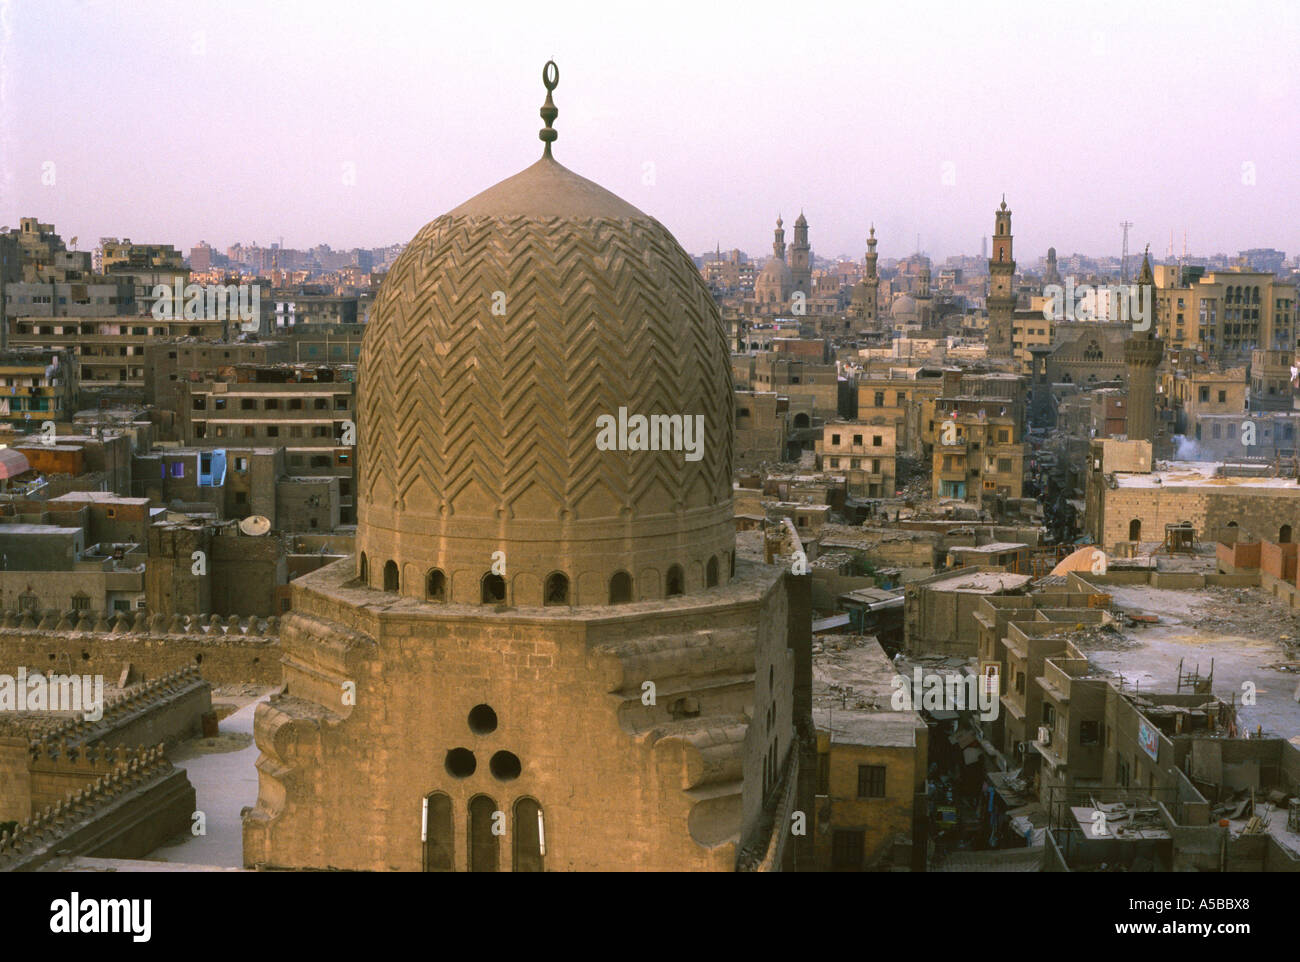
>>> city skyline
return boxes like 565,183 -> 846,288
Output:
4,0 -> 1297,260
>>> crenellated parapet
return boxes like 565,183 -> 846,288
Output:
25,666 -> 207,753
0,744 -> 171,869
0,609 -> 279,637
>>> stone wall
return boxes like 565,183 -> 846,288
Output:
0,610 -> 280,686
0,748 -> 195,872
243,557 -> 801,872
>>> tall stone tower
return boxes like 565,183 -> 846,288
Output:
243,62 -> 811,873
1124,250 -> 1163,443
1044,246 -> 1062,286
789,211 -> 811,296
851,225 -> 879,325
987,196 -> 1015,357
754,216 -> 793,309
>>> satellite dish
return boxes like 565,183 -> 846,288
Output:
239,515 -> 271,536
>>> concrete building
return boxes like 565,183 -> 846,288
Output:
1086,438 -> 1300,549
812,636 -> 927,870
1153,263 -> 1297,360
931,372 -> 1029,504
815,420 -> 896,498
0,347 -> 77,428
178,362 -> 356,525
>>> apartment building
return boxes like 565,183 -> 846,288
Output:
815,420 -> 896,498
930,372 -> 1029,503
178,362 -> 357,525
0,347 -> 78,428
1154,264 -> 1297,361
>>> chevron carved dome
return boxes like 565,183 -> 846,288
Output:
355,156 -> 736,607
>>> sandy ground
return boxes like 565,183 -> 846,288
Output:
1090,586 -> 1300,741
147,693 -> 271,867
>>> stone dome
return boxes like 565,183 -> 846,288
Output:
892,293 -> 918,316
355,155 -> 736,607
754,256 -> 792,303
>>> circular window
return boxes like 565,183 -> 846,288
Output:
445,748 -> 476,778
468,704 -> 498,735
489,751 -> 521,781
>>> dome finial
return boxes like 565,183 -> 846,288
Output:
539,60 -> 560,158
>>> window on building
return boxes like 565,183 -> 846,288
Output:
481,573 -> 506,604
513,798 -> 544,873
1218,390 -> 1226,403
71,594 -> 90,611
609,571 -> 633,604
169,462 -> 185,478
831,830 -> 865,870
857,764 -> 886,798
426,569 -> 446,602
468,795 -> 500,872
872,435 -> 882,447
1079,720 -> 1100,745
234,491 -> 247,505
831,433 -> 841,445
544,572 -> 569,606
241,398 -> 256,410
266,426 -> 279,438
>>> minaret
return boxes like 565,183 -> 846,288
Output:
1044,246 -> 1061,286
772,216 -> 786,262
858,225 -> 879,324
1124,249 -> 1164,443
917,264 -> 932,326
987,195 -> 1015,357
790,211 -> 811,295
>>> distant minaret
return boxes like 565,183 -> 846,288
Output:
853,225 -> 880,325
1044,246 -> 1062,286
1124,249 -> 1163,443
987,196 -> 1016,357
772,216 -> 786,261
917,265 -> 932,326
790,211 -> 811,295
863,225 -> 879,324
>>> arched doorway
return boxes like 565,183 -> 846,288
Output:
1129,519 -> 1141,542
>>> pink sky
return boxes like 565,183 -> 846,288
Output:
4,0 -> 1297,262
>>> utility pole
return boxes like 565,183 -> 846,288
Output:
1120,221 -> 1134,283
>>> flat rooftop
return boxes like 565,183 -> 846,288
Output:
927,571 -> 1033,594
951,541 -> 1028,553
812,634 -> 926,747
1115,461 -> 1300,490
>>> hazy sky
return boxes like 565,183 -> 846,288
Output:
4,0 -> 1297,263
